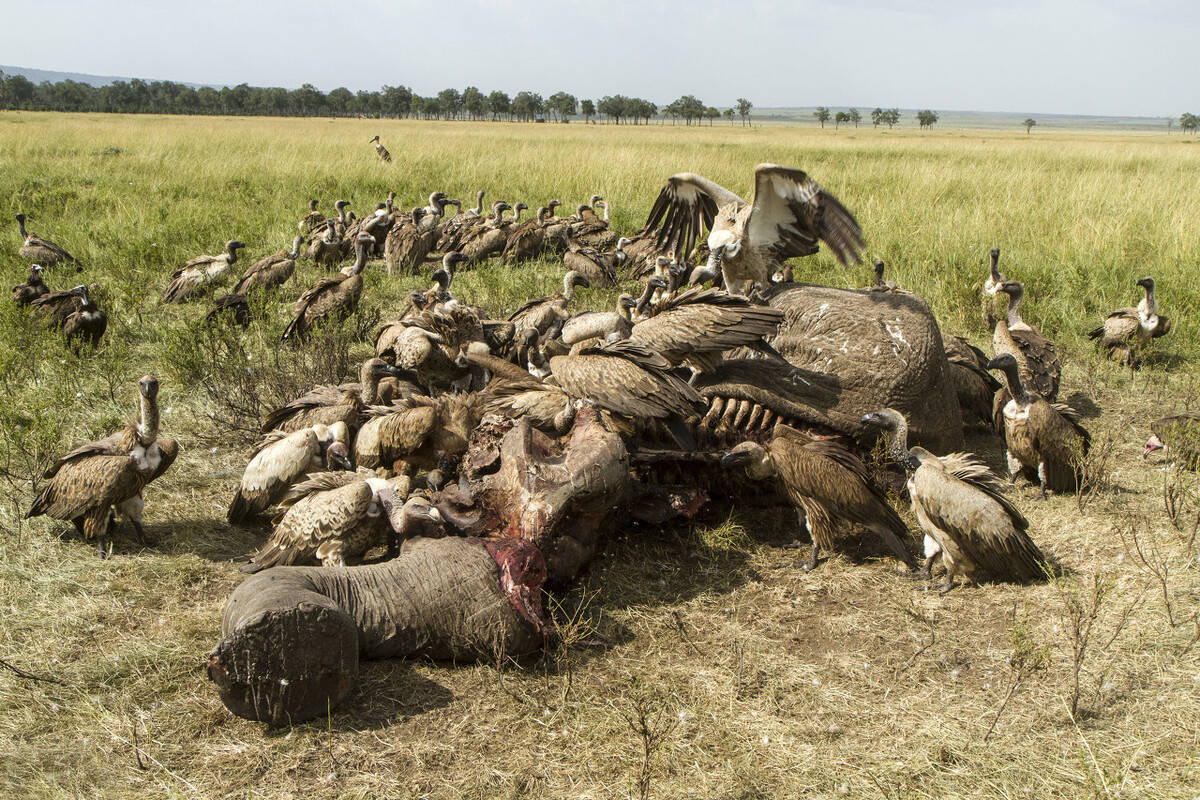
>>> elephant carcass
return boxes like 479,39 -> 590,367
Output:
756,284 -> 963,452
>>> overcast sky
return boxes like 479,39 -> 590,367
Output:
2,1 -> 1194,116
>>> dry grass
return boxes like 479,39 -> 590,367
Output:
2,112 -> 1200,798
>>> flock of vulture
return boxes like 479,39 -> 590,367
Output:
11,160 -> 1196,601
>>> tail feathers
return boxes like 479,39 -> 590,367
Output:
226,491 -> 255,524
240,542 -> 300,574
1087,325 -> 1103,340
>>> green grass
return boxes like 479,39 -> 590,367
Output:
3,112 -> 1200,798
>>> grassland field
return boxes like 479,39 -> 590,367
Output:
2,111 -> 1200,799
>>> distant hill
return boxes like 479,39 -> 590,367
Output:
0,65 -> 217,90
755,106 -> 1173,132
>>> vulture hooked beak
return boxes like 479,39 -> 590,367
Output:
325,441 -> 353,471
138,374 -> 159,398
719,448 -> 755,469
1143,435 -> 1164,459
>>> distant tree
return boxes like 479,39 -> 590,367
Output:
1180,112 -> 1198,133
703,106 -> 719,126
723,107 -> 736,125
1023,118 -> 1037,134
884,108 -> 901,128
581,98 -> 595,123
871,107 -> 884,128
437,88 -> 462,120
848,108 -> 861,128
487,90 -> 510,121
599,95 -> 632,124
462,86 -> 485,120
834,111 -> 849,129
1166,117 -> 1174,134
512,91 -> 543,121
916,109 -> 938,129
380,85 -> 412,118
813,106 -> 831,128
736,97 -> 753,126
547,91 -> 576,122
627,98 -> 657,124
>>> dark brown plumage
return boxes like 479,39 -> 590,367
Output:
993,279 -> 1061,401
15,213 -> 81,270
942,334 -> 1001,426
162,240 -> 245,303
562,229 -> 617,287
13,264 -> 49,305
1088,277 -> 1169,367
298,200 -> 324,235
61,284 -> 107,350
232,236 -> 302,295
261,358 -> 408,434
720,424 -> 915,571
506,271 -> 591,358
283,233 -> 371,343
354,393 -> 479,475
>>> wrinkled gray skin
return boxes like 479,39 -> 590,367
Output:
752,283 -> 964,452
208,537 -> 541,726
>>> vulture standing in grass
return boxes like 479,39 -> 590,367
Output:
62,284 -> 107,350
1143,412 -> 1200,468
162,240 -> 245,303
988,354 -> 1089,495
720,424 -> 916,572
261,358 -> 410,434
1088,277 -> 1170,367
30,283 -> 87,328
862,408 -> 1047,594
13,264 -> 48,305
639,164 -> 864,294
27,375 -> 177,556
232,236 -> 303,294
307,221 -> 345,270
241,474 -> 443,572
370,135 -> 392,163
978,247 -> 1006,331
205,294 -> 251,328
227,422 -> 353,524
298,200 -> 324,235
384,208 -> 433,276
993,279 -> 1061,401
15,213 -> 81,270
437,190 -> 489,251
283,233 -> 371,343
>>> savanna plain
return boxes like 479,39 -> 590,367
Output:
3,112 -> 1200,799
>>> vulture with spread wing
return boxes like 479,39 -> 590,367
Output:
639,164 -> 864,294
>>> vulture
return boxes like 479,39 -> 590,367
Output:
942,335 -> 1001,427
720,424 -> 915,572
384,207 -> 433,276
354,393 -> 479,475
205,294 -> 251,328
561,230 -> 619,287
1088,277 -> 1170,367
502,206 -> 554,263
227,422 -> 352,524
30,283 -> 88,329
261,358 -> 411,434
308,199 -> 352,242
978,247 -> 1006,331
869,260 -> 900,293
461,203 -> 522,263
241,474 -> 442,572
547,338 -> 707,448
993,279 -> 1061,401
988,354 -> 1090,496
162,240 -> 246,303
61,284 -> 107,350
27,375 -> 177,556
575,198 -> 620,250
506,271 -> 591,357
244,476 -> 443,572
13,264 -> 49,305
15,213 -> 81,270
282,233 -> 372,343
370,135 -> 392,163
639,164 -> 864,294
307,221 -> 345,270
437,190 -> 489,252
298,200 -> 324,235
1143,412 -> 1200,468
559,281 -> 662,347
232,236 -> 303,294
862,408 -> 1047,594
626,286 -> 784,375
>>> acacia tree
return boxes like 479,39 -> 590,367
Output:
813,106 -> 830,128
581,98 -> 595,123
848,108 -> 861,128
462,86 -> 485,120
437,88 -> 462,120
736,97 -> 752,126
597,95 -> 629,124
487,91 -> 510,121
723,107 -> 736,125
916,109 -> 938,129
871,107 -> 884,127
834,111 -> 848,129
1180,112 -> 1198,133
1023,118 -> 1037,134
547,91 -> 577,122
884,108 -> 901,128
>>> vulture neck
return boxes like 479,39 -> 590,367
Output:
137,393 -> 160,445
16,215 -> 30,241
884,418 -> 911,464
288,236 -> 303,259
600,201 -> 610,222
874,262 -> 886,288
472,191 -> 485,216
562,273 -> 578,300
634,281 -> 658,317
987,250 -> 1003,287
1004,290 -> 1028,331
427,195 -> 445,217
511,206 -> 524,224
1139,283 -> 1157,319
225,246 -> 239,265
997,361 -> 1030,405
336,205 -> 349,226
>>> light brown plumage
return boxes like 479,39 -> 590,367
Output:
992,280 -> 1061,401
227,422 -> 351,524
354,393 -> 479,475
283,234 -> 371,342
15,213 -> 81,269
976,247 -> 1006,331
562,229 -> 617,287
162,240 -> 245,303
261,358 -> 406,434
1088,277 -> 1169,367
232,237 -> 302,294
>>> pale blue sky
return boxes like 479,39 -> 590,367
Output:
2,0 -> 1194,116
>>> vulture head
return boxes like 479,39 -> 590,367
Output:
226,240 -> 246,253
324,441 -> 353,471
370,135 -> 381,143
394,494 -> 444,539
997,279 -> 1024,301
860,409 -> 919,470
564,271 -> 591,291
589,195 -> 603,206
15,212 -> 26,225
616,237 -> 632,249
30,264 -> 44,279
441,252 -> 470,273
1136,276 -> 1155,292
335,200 -> 351,211
720,441 -> 775,480
1143,434 -> 1165,459
410,290 -> 429,310
138,374 -> 160,400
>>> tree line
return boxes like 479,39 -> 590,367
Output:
0,71 -> 756,126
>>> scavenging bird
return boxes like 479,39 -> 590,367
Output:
862,409 -> 1048,594
227,422 -> 353,524
640,164 -> 864,294
1088,277 -> 1170,368
15,213 -> 81,270
370,135 -> 392,163
162,240 -> 245,303
27,375 -> 178,557
13,264 -> 49,305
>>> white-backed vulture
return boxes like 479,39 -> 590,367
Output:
720,424 -> 915,571
227,422 -> 352,524
988,354 -> 1090,496
502,206 -> 553,263
15,213 -> 81,270
562,230 -> 617,287
575,198 -> 619,250
241,474 -> 443,572
993,279 -> 1061,401
307,221 -> 345,270
355,393 -> 479,475
384,208 -> 435,276
639,164 -> 864,294
13,264 -> 48,305
162,240 -> 245,303
299,200 -> 324,235
1088,277 -> 1170,367
437,190 -> 488,251
1143,412 -> 1200,468
560,280 -> 662,347
233,237 -> 303,295
30,283 -> 87,329
862,408 -> 1047,594
370,135 -> 392,163
27,375 -> 177,556
506,271 -> 591,358
942,335 -> 1001,427
261,358 -> 409,434
978,247 -> 1006,330
460,203 -> 521,263
282,233 -> 371,342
